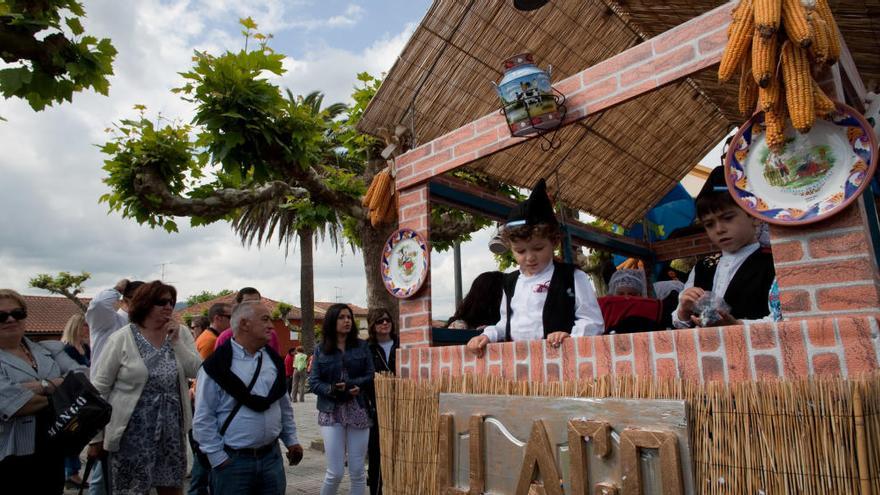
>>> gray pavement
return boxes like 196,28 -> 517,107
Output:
64,393 -> 350,494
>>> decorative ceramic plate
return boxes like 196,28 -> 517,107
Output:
725,102 -> 877,225
382,228 -> 429,298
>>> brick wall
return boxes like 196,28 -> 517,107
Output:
398,184 -> 433,348
652,233 -> 717,261
770,201 -> 880,318
397,316 -> 880,383
392,3 -> 734,191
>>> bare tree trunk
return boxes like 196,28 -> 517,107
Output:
358,219 -> 399,323
62,290 -> 88,313
299,227 -> 316,353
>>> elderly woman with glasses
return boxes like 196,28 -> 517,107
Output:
89,281 -> 201,495
0,289 -> 87,494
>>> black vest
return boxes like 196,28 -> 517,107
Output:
693,248 -> 776,320
503,262 -> 577,342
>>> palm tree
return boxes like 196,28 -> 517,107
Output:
233,90 -> 347,352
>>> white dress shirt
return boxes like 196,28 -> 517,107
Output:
480,263 -> 605,343
85,288 -> 129,378
192,339 -> 299,467
671,242 -> 760,328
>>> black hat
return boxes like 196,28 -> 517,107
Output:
696,166 -> 729,202
505,178 -> 558,228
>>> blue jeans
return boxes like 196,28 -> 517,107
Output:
211,446 -> 286,495
188,430 -> 211,495
88,459 -> 107,495
65,454 -> 82,479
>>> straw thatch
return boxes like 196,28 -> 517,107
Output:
359,0 -> 879,226
375,373 -> 880,494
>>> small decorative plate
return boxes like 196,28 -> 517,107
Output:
381,228 -> 429,298
725,102 -> 877,225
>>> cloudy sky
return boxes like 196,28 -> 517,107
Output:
0,0 -> 520,319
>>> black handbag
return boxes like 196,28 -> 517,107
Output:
46,372 -> 112,456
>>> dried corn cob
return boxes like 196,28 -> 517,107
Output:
764,100 -> 787,151
739,57 -> 759,116
361,171 -> 380,207
367,169 -> 392,212
378,189 -> 396,225
813,79 -> 836,117
719,0 -> 755,83
781,40 -> 815,132
752,32 -> 778,87
370,205 -> 382,227
782,0 -> 813,47
759,70 -> 781,112
754,0 -> 781,37
814,0 -> 840,63
808,14 -> 831,64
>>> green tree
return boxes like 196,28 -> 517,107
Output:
0,0 -> 116,111
185,289 -> 233,307
233,90 -> 347,353
28,270 -> 90,312
98,19 -> 486,327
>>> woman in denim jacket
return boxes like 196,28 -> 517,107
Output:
310,304 -> 375,495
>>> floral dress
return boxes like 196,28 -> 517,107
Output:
318,369 -> 373,429
111,326 -> 185,494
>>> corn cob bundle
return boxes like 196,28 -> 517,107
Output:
720,0 -> 844,147
363,168 -> 397,227
739,57 -> 759,116
781,40 -> 815,133
719,0 -> 755,83
754,0 -> 781,37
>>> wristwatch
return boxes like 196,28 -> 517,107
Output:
41,379 -> 51,395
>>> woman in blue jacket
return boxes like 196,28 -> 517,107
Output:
310,303 -> 375,495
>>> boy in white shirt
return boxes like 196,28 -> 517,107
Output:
466,179 -> 604,356
672,167 -> 776,328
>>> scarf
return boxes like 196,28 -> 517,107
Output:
202,339 -> 287,412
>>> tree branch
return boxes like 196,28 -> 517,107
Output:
290,165 -> 366,219
133,164 -> 309,219
0,28 -> 70,75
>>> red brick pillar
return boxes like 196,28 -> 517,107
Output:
397,184 -> 432,348
770,198 -> 880,317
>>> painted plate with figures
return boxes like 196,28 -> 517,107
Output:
725,102 -> 877,225
382,228 -> 429,299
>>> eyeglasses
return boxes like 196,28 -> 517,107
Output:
0,308 -> 27,322
375,317 -> 392,325
153,298 -> 176,308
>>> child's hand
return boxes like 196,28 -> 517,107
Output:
677,287 -> 706,321
546,331 -> 570,348
466,335 -> 490,357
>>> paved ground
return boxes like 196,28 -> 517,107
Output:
64,393 -> 350,494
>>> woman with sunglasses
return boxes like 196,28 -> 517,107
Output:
89,281 -> 201,495
365,308 -> 397,495
0,289 -> 86,494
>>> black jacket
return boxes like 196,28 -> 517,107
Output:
368,339 -> 397,375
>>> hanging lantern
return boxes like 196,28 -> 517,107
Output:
494,53 -> 562,137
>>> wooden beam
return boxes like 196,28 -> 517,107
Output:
393,2 -> 737,191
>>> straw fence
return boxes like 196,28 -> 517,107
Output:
375,373 -> 880,494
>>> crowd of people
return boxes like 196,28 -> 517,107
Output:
0,166 -> 779,494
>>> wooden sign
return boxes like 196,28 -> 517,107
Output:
438,394 -> 693,494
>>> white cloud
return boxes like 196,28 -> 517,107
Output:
278,21 -> 416,104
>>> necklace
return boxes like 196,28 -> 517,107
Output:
19,341 -> 38,372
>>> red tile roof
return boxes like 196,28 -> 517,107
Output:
21,295 -> 90,335
313,301 -> 369,317
174,294 -> 302,320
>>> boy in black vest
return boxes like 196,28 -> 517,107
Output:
466,179 -> 604,356
672,167 -> 776,328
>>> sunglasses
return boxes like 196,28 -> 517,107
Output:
0,308 -> 27,322
154,298 -> 176,308
375,317 -> 392,325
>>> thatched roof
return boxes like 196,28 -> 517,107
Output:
359,0 -> 879,225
